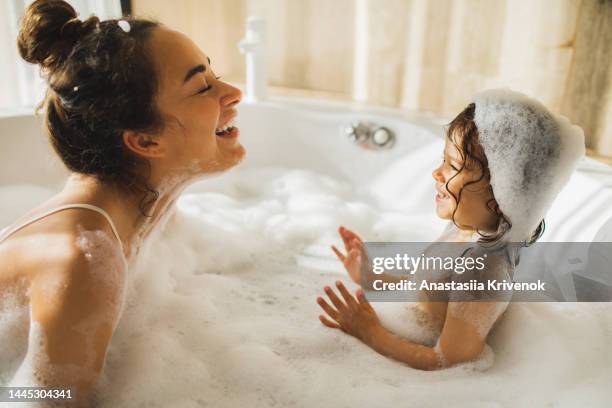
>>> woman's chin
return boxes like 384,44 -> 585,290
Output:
212,143 -> 246,173
222,142 -> 246,166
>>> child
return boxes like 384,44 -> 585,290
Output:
317,89 -> 585,370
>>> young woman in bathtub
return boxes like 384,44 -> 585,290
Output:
0,0 -> 242,403
317,91 -> 585,370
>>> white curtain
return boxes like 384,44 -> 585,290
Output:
132,0 -> 612,156
0,0 -> 122,113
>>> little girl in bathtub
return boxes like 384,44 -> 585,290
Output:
316,89 -> 585,370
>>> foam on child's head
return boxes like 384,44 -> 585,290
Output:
472,88 -> 585,243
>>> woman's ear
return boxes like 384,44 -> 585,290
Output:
122,130 -> 165,158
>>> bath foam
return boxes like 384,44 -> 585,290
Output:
90,166 -> 611,407
2,163 -> 611,406
0,289 -> 30,386
473,89 -> 585,243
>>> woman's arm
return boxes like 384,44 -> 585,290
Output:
24,238 -> 126,406
317,281 -> 503,370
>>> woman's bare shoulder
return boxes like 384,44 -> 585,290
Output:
0,215 -> 127,300
0,210 -> 122,276
28,230 -> 127,323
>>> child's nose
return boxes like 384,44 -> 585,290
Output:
432,165 -> 444,182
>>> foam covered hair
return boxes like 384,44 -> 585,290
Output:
473,89 -> 585,243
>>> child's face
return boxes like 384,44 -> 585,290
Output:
431,134 -> 499,232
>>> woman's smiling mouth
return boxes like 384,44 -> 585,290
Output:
215,118 -> 239,138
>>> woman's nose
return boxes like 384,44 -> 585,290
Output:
220,82 -> 242,108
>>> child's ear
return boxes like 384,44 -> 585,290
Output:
122,130 -> 165,158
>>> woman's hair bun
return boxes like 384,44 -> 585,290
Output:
17,0 -> 99,70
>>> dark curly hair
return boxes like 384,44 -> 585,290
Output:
17,0 -> 162,214
445,103 -> 544,245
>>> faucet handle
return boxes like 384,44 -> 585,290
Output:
344,122 -> 368,143
371,127 -> 394,147
245,16 -> 266,42
344,122 -> 395,149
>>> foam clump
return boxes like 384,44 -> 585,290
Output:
2,160 -> 611,406
473,89 -> 585,242
0,289 -> 30,386
93,166 -> 611,407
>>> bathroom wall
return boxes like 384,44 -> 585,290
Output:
132,0 -> 612,155
0,113 -> 67,187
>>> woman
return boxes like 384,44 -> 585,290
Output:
317,90 -> 585,370
0,0 -> 242,403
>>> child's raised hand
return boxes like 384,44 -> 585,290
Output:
331,226 -> 365,285
317,281 -> 381,343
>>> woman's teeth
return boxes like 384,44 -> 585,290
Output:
215,125 -> 235,136
215,119 -> 236,136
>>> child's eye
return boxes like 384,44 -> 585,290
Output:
442,156 -> 460,172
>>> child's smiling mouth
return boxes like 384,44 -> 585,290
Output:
435,186 -> 450,203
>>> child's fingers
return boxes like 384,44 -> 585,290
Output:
335,281 -> 358,308
317,296 -> 340,320
324,286 -> 347,312
356,244 -> 370,264
344,228 -> 363,244
331,245 -> 345,262
350,238 -> 363,252
356,289 -> 374,311
347,248 -> 361,264
339,227 -> 353,252
319,314 -> 341,329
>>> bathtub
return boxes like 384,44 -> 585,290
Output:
1,97 -> 612,407
2,97 -> 611,239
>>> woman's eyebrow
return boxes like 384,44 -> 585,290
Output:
183,64 -> 206,83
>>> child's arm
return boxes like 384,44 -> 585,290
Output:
317,281 -> 501,370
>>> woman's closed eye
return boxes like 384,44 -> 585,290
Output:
195,76 -> 222,95
196,85 -> 212,94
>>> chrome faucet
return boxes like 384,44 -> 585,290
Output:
344,122 -> 395,149
238,17 -> 267,102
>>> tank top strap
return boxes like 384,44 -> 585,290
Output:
0,204 -> 125,255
